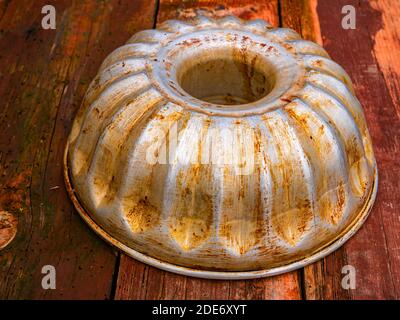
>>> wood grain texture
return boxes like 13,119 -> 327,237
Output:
0,0 -> 157,299
370,0 -> 400,121
115,258 -> 302,300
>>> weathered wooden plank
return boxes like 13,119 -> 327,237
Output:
280,0 -> 322,44
114,0 -> 302,300
281,0 -> 400,299
0,0 -> 157,299
368,0 -> 400,296
157,0 -> 280,26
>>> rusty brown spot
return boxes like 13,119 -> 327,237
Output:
332,182 -> 346,223
318,182 -> 346,225
178,38 -> 201,48
281,97 -> 292,103
169,165 -> 214,251
0,211 -> 18,250
125,197 -> 160,233
313,59 -> 323,67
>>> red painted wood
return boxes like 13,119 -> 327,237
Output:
0,0 -> 157,299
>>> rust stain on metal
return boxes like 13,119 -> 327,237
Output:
125,197 -> 160,233
0,211 -> 18,250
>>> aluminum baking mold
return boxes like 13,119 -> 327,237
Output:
64,15 -> 378,279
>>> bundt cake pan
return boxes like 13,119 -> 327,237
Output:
64,15 -> 378,279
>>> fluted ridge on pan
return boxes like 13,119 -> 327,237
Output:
211,118 -> 267,254
69,73 -> 152,177
302,59 -> 374,167
297,84 -> 374,198
260,111 -> 315,246
302,54 -> 354,93
283,99 -> 349,225
86,88 -> 165,208
117,103 -> 188,233
68,59 -> 147,145
164,113 -> 215,251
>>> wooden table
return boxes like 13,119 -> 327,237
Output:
0,0 -> 399,300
